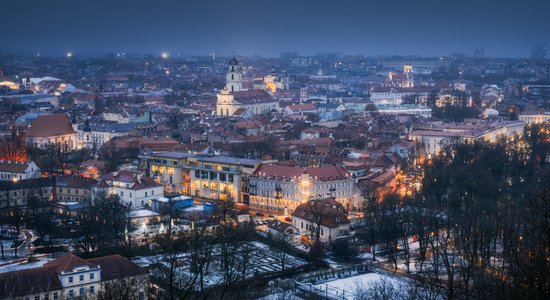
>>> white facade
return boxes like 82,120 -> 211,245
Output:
409,121 -> 525,156
370,91 -> 402,105
292,215 -> 350,243
0,160 -> 40,181
519,112 -> 550,124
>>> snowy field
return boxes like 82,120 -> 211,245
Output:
135,241 -> 308,289
296,272 -> 407,300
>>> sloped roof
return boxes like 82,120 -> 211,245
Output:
291,198 -> 350,228
43,254 -> 95,273
87,254 -> 146,281
26,114 -> 75,137
287,103 -> 317,112
253,164 -> 349,181
0,265 -> 62,298
0,160 -> 32,173
232,90 -> 276,104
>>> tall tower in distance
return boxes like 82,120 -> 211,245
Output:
226,57 -> 243,92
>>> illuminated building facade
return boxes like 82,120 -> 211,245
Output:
140,152 -> 262,203
249,164 -> 357,214
519,111 -> 550,124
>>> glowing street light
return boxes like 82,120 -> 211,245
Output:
161,52 -> 169,59
66,52 -> 73,58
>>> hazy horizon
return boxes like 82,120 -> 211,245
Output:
1,0 -> 549,58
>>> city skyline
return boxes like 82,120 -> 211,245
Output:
1,0 -> 548,58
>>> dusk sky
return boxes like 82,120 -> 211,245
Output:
1,0 -> 549,57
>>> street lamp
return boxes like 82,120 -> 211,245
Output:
161,52 -> 169,59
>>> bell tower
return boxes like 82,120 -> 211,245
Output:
226,57 -> 242,93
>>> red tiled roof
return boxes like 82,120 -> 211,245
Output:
87,254 -> 146,281
232,90 -> 276,104
254,164 -> 349,181
43,254 -> 95,273
0,265 -> 62,298
287,103 -> 317,112
26,114 -> 75,137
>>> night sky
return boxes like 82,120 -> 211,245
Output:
1,0 -> 548,57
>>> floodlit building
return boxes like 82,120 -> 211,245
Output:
216,57 -> 278,117
519,111 -> 550,124
25,114 -> 77,150
249,164 -> 358,213
140,152 -> 262,203
409,121 -> 525,156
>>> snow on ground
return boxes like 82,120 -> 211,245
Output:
314,272 -> 402,293
0,257 -> 55,273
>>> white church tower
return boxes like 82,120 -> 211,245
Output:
226,57 -> 243,92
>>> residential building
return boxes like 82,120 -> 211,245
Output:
0,178 -> 54,209
284,103 -> 317,115
0,254 -> 147,300
0,160 -> 40,181
56,175 -> 97,204
95,170 -> 162,208
76,122 -> 150,149
187,155 -> 261,202
291,198 -> 351,244
389,141 -> 417,160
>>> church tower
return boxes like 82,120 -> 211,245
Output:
226,57 -> 243,92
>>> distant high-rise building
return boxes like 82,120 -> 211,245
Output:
474,48 -> 485,59
531,44 -> 547,62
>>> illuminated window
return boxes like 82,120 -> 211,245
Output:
151,165 -> 158,172
167,167 -> 175,175
159,166 -> 167,174
210,182 -> 218,190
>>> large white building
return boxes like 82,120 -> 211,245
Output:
216,57 -> 278,117
370,90 -> 403,105
249,164 -> 359,213
519,111 -> 550,124
409,120 -> 525,156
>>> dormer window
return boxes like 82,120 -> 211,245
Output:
69,276 -> 74,283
